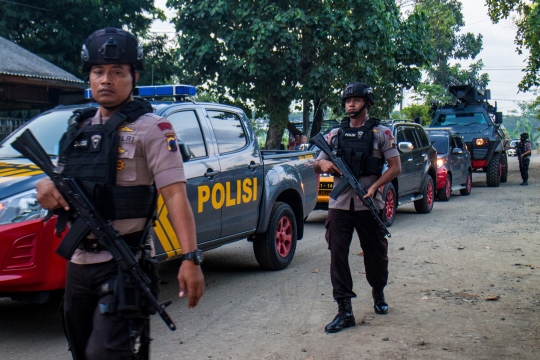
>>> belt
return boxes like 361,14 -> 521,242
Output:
77,231 -> 144,253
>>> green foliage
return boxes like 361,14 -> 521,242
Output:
486,0 -> 540,91
401,104 -> 431,126
169,0 -> 434,148
406,0 -> 487,88
0,1 -> 164,77
138,34 -> 181,86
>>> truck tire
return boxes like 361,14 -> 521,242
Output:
437,174 -> 451,201
414,176 -> 435,214
254,202 -> 297,270
486,152 -> 501,187
500,152 -> 508,183
381,183 -> 396,227
460,170 -> 472,196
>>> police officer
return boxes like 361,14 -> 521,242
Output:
518,132 -> 532,186
35,28 -> 204,359
314,82 -> 401,333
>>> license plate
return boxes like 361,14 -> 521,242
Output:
319,183 -> 333,190
318,190 -> 331,196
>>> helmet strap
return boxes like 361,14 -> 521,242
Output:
347,103 -> 370,118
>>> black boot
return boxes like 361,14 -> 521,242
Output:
520,180 -> 528,186
372,289 -> 388,314
325,298 -> 356,333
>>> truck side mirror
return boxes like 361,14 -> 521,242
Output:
495,112 -> 503,124
177,142 -> 191,162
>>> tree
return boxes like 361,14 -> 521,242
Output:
486,0 -> 540,91
168,0 -> 434,148
0,1 -> 164,77
403,0 -> 487,88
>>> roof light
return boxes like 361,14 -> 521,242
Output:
83,84 -> 197,99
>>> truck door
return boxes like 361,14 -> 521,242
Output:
205,109 -> 263,238
153,109 -> 222,259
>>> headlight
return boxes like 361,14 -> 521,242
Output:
475,138 -> 488,146
436,159 -> 444,168
0,189 -> 48,225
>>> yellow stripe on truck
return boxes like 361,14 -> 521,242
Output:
155,195 -> 182,258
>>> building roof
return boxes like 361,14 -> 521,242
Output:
0,36 -> 84,84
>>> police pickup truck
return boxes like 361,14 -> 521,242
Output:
0,85 -> 318,303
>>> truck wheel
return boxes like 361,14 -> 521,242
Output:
500,152 -> 508,183
381,183 -> 396,227
414,176 -> 435,214
254,202 -> 297,270
437,174 -> 452,201
486,152 -> 501,187
460,170 -> 472,196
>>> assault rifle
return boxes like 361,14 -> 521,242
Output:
310,133 -> 391,238
11,129 -> 177,331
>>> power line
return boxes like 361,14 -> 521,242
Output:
0,0 -> 54,12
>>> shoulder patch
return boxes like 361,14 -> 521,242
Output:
165,132 -> 178,152
158,122 -> 173,131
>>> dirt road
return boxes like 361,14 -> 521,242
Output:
1,154 -> 539,360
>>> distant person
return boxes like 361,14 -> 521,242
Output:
288,134 -> 300,150
517,132 -> 532,186
295,135 -> 309,150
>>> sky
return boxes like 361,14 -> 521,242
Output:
150,0 -> 536,115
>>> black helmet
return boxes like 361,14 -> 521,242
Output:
342,82 -> 375,107
521,132 -> 529,140
81,28 -> 144,72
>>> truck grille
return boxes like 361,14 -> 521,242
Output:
472,148 -> 488,159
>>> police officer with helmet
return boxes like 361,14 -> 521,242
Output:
517,132 -> 532,186
314,82 -> 401,333
36,28 -> 204,359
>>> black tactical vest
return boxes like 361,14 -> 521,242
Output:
335,117 -> 384,178
57,99 -> 157,232
518,140 -> 531,159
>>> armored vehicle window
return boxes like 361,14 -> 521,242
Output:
207,110 -> 247,154
434,112 -> 488,126
415,127 -> 431,148
167,110 -> 207,159
429,135 -> 448,154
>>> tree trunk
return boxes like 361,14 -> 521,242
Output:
309,98 -> 324,138
264,99 -> 291,150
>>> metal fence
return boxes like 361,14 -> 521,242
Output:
0,118 -> 27,141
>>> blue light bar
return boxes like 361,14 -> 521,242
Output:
83,84 -> 197,99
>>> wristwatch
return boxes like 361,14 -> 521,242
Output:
180,249 -> 204,265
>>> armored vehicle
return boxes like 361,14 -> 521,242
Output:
429,85 -> 510,187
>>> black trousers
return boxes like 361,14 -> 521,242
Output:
519,158 -> 530,181
325,207 -> 389,300
63,260 -> 149,360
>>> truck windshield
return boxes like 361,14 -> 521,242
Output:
0,110 -> 72,157
432,112 -> 488,127
428,136 -> 449,154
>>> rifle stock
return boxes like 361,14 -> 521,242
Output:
310,133 -> 391,238
11,129 -> 177,331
